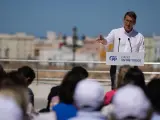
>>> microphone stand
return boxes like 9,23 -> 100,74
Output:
128,38 -> 132,52
118,38 -> 121,52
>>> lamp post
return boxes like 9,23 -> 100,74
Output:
72,26 -> 78,66
63,34 -> 67,45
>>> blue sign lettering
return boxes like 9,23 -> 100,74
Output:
109,56 -> 117,61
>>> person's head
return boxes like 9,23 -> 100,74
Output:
2,71 -> 27,88
147,78 -> 160,112
18,66 -> 35,86
74,79 -> 104,111
117,65 -> 131,89
123,11 -> 137,33
0,75 -> 29,118
123,67 -> 146,93
59,69 -> 88,104
71,66 -> 89,78
111,84 -> 152,120
0,71 -> 29,116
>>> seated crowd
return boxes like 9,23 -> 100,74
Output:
0,64 -> 160,120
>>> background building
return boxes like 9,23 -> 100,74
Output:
0,33 -> 35,59
153,35 -> 160,61
144,37 -> 155,62
0,31 -> 159,64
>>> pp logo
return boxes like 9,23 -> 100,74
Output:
109,56 -> 117,61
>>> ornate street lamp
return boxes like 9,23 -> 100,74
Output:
72,26 -> 78,66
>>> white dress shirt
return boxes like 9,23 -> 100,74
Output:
104,27 -> 145,53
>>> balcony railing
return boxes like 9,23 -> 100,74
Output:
0,58 -> 160,86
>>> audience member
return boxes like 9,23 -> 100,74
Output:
102,65 -> 131,118
69,79 -> 105,120
40,66 -> 88,113
52,68 -> 88,120
18,66 -> 35,106
123,67 -> 148,96
0,76 -> 29,120
104,65 -> 131,105
147,77 -> 160,120
111,84 -> 152,120
42,86 -> 60,112
3,71 -> 26,87
116,65 -> 131,88
1,63 -> 159,120
71,66 -> 88,78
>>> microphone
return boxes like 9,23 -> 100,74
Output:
128,38 -> 132,52
118,38 -> 121,52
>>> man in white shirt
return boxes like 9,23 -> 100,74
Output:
97,11 -> 145,90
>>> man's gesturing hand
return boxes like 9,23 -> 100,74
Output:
96,35 -> 107,45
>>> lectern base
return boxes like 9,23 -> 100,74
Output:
110,65 -> 117,90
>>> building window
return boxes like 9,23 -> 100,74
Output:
5,48 -> 9,58
34,49 -> 40,57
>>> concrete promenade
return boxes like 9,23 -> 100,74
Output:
29,82 -> 111,110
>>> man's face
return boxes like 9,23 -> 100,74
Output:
123,15 -> 136,32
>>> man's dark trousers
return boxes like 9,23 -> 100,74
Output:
110,65 -> 117,90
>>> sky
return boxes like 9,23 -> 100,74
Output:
0,0 -> 160,37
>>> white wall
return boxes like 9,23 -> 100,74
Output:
38,47 -> 98,68
0,36 -> 34,59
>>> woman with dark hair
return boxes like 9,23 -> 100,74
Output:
18,66 -> 35,107
123,67 -> 148,96
39,66 -> 88,113
71,66 -> 88,78
5,71 -> 26,87
52,69 -> 88,120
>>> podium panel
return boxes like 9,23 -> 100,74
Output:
106,52 -> 144,66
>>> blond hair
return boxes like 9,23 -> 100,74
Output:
0,86 -> 29,116
116,65 -> 131,89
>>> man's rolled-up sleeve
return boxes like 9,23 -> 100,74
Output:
104,30 -> 115,44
